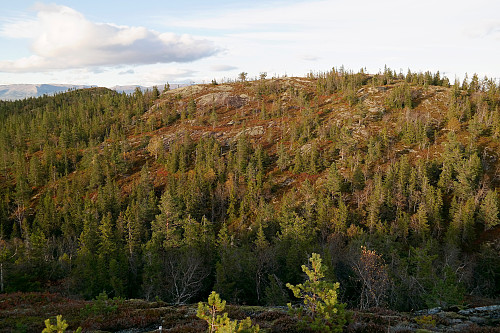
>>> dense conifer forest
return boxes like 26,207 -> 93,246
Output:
0,67 -> 499,331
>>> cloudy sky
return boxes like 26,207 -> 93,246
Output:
0,0 -> 499,87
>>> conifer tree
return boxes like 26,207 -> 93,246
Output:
286,253 -> 347,332
479,190 -> 500,230
197,291 -> 259,333
326,163 -> 342,199
455,153 -> 482,200
253,224 -> 272,303
447,197 -> 476,244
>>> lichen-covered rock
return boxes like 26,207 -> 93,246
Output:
197,92 -> 248,108
235,126 -> 264,138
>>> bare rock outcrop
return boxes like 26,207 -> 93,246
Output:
197,92 -> 249,108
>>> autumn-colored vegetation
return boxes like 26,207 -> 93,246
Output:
0,67 -> 499,331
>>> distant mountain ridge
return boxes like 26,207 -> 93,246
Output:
0,83 -> 190,100
0,84 -> 93,101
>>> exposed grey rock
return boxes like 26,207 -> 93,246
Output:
197,92 -> 248,108
212,84 -> 233,92
436,311 -> 467,320
469,316 -> 487,324
458,304 -> 500,315
235,126 -> 264,138
300,143 -> 313,154
368,106 -> 385,114
390,323 -> 415,332
164,84 -> 203,97
451,321 -> 473,332
427,307 -> 442,315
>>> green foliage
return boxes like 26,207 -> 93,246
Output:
80,292 -> 120,316
286,253 -> 347,332
385,83 -> 413,109
264,274 -> 289,306
42,315 -> 81,333
415,315 -> 436,328
351,166 -> 365,191
0,68 -> 499,311
424,265 -> 465,308
479,190 -> 500,230
42,315 -> 68,333
197,291 -> 259,333
214,232 -> 258,303
238,72 -> 248,82
447,197 -> 476,244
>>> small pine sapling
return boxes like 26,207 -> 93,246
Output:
286,253 -> 347,332
197,291 -> 259,333
42,315 -> 82,333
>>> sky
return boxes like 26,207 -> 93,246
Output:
0,0 -> 499,87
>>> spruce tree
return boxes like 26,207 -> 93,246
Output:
479,190 -> 500,230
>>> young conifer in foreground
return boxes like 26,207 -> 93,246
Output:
197,291 -> 259,333
286,253 -> 348,332
42,315 -> 82,333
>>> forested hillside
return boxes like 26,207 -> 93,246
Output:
0,67 -> 499,314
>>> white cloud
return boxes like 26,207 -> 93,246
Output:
464,20 -> 500,39
0,3 -> 218,73
119,69 -> 135,75
137,66 -> 197,85
300,55 -> 320,62
210,64 -> 238,71
161,0 -> 500,81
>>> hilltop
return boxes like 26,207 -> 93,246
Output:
0,68 -> 499,332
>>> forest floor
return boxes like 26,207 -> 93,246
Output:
1,292 -> 499,332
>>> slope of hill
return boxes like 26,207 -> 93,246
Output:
0,68 -> 499,331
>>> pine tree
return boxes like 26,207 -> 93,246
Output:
286,253 -> 347,332
150,190 -> 182,249
236,135 -> 251,174
28,156 -> 43,187
326,163 -> 342,199
75,205 -> 100,297
352,166 -> 365,191
331,198 -> 348,235
412,204 -> 430,241
42,315 -> 72,333
197,291 -> 259,333
447,197 -> 476,244
479,190 -> 500,230
277,142 -> 289,171
123,202 -> 143,255
455,153 -> 482,200
253,224 -> 272,303
152,86 -> 160,100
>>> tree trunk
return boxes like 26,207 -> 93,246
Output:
1,262 -> 4,293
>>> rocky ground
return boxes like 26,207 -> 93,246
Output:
1,292 -> 499,332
